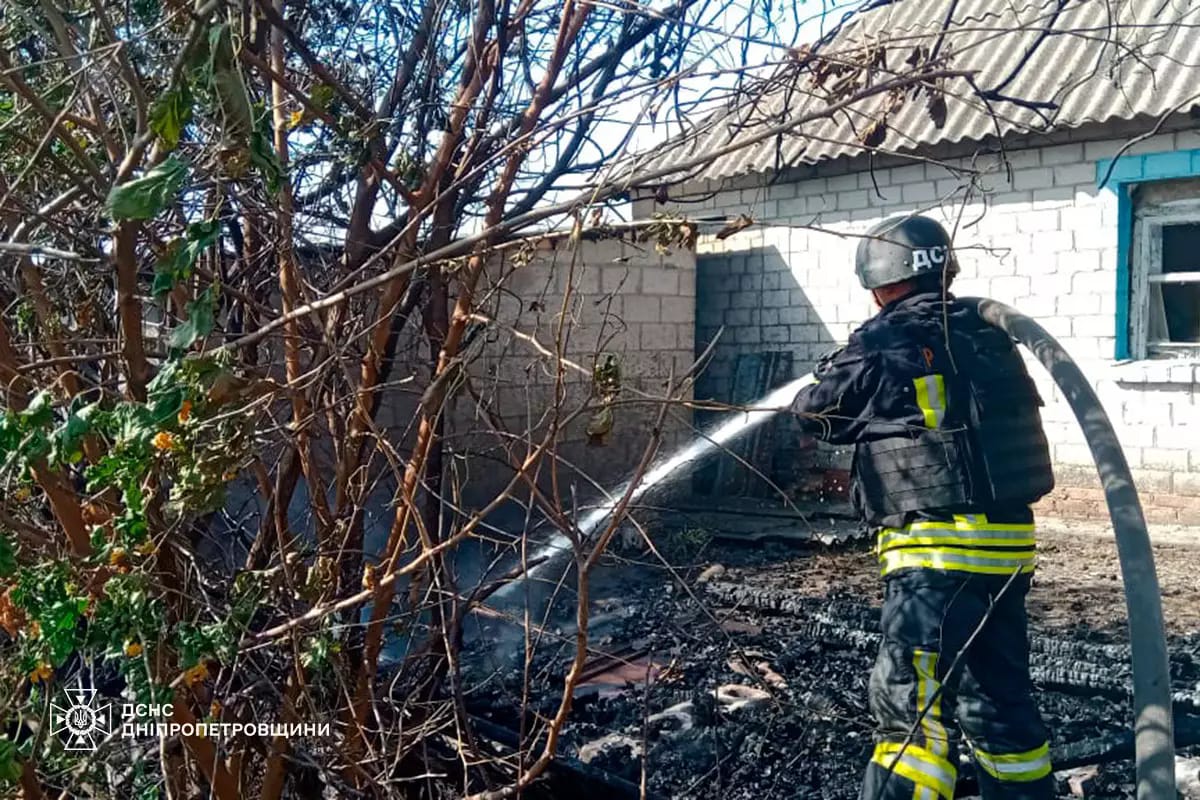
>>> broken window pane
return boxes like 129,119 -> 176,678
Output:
1153,223 -> 1200,344
1161,282 -> 1200,342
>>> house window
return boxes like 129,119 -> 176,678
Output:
1131,179 -> 1200,360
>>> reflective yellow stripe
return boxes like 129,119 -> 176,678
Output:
881,534 -> 1036,550
878,530 -> 1036,553
913,650 -> 949,757
888,546 -> 1035,561
872,741 -> 957,799
877,516 -> 1037,558
882,548 -> 1036,576
972,742 -> 1052,782
914,374 -> 946,429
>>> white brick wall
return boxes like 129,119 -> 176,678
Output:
446,235 -> 696,497
679,129 -> 1200,498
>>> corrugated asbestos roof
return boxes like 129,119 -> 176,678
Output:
633,0 -> 1200,185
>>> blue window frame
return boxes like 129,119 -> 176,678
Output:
1095,147 -> 1200,360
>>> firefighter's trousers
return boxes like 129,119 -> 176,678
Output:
859,569 -> 1054,800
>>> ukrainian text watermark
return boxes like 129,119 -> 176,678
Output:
51,690 -> 329,751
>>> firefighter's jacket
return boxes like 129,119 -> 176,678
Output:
791,290 -> 1055,577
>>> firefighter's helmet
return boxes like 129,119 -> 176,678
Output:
854,214 -> 959,290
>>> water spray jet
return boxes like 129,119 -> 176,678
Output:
493,374 -> 817,600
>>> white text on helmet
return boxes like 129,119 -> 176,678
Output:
911,246 -> 948,271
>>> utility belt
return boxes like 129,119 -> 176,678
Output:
875,513 -> 1036,577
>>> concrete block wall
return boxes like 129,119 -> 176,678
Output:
657,128 -> 1200,521
446,233 -> 697,503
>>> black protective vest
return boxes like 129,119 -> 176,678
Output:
851,302 -> 1055,522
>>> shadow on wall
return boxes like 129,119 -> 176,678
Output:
217,235 -> 706,638
692,245 -> 851,502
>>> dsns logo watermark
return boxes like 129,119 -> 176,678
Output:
50,688 -> 114,751
48,686 -> 331,752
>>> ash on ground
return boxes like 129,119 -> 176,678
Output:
462,521 -> 1200,799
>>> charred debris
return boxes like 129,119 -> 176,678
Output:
448,501 -> 1200,800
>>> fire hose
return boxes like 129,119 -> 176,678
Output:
966,298 -> 1174,799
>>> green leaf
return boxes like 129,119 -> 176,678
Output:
249,128 -> 284,195
208,25 -> 254,145
105,157 -> 189,221
114,506 -> 148,542
0,738 -> 20,784
0,532 -> 16,578
175,620 -> 231,668
146,358 -> 181,396
13,300 -> 33,336
309,84 -> 336,113
153,219 -> 220,297
111,403 -> 156,447
19,392 -> 53,429
51,400 -> 98,466
13,563 -> 85,665
301,634 -> 334,672
19,431 -> 51,472
169,286 -> 216,349
151,270 -> 176,297
84,455 -> 122,492
149,83 -> 193,151
149,386 -> 184,426
90,572 -> 162,653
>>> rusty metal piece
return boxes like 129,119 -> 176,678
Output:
576,645 -> 667,698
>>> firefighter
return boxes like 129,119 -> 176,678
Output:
790,214 -> 1057,800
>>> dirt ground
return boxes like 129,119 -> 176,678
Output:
716,517 -> 1200,637
1031,519 -> 1200,636
465,516 -> 1200,799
